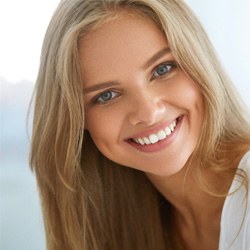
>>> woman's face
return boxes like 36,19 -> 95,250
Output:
79,12 -> 204,177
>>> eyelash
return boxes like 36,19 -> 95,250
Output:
93,89 -> 120,104
151,61 -> 177,80
92,61 -> 177,105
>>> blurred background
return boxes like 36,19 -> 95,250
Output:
0,0 -> 249,249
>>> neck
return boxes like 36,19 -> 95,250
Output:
146,155 -> 239,212
145,161 -> 236,249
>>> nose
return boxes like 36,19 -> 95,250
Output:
127,90 -> 166,127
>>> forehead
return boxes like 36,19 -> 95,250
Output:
78,11 -> 168,81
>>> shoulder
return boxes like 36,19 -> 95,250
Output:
242,210 -> 250,249
238,151 -> 250,193
219,151 -> 250,250
238,151 -> 250,175
241,151 -> 250,249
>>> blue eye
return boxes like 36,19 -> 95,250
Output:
96,90 -> 119,103
152,62 -> 176,78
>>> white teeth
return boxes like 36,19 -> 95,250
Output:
169,124 -> 173,132
149,134 -> 159,144
143,137 -> 151,145
138,138 -> 145,145
132,119 -> 178,145
157,130 -> 166,140
169,121 -> 177,132
165,127 -> 171,135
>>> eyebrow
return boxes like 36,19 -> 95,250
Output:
83,81 -> 120,94
143,47 -> 171,69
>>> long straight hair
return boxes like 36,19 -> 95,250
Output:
30,0 -> 250,249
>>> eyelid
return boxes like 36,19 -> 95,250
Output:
151,61 -> 177,80
92,89 -> 121,104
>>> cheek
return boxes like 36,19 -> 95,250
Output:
169,78 -> 204,133
85,108 -> 122,145
86,112 -> 125,163
179,81 -> 204,114
173,83 -> 202,106
183,87 -> 204,129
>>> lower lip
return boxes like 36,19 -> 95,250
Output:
127,115 -> 183,153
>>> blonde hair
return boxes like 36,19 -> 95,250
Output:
30,0 -> 250,249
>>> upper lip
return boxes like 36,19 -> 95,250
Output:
126,116 -> 180,140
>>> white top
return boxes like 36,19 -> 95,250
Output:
219,151 -> 250,250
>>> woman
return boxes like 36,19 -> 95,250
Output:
30,0 -> 250,249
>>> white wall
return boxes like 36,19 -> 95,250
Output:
186,0 -> 250,108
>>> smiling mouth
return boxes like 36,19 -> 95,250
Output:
129,117 -> 180,146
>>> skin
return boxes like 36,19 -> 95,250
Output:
79,11 -> 232,250
80,12 -> 204,177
